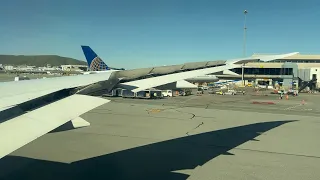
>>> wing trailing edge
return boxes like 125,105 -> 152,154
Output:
0,94 -> 109,159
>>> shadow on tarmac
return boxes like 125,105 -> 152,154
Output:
0,120 -> 294,180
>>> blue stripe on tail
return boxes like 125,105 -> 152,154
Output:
81,45 -> 109,71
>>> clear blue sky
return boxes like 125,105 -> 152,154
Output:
0,0 -> 319,69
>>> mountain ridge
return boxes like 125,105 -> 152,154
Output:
0,55 -> 87,67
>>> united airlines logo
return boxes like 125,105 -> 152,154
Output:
89,57 -> 107,71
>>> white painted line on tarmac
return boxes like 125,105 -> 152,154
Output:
284,104 -> 302,110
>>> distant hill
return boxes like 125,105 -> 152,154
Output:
0,55 -> 87,67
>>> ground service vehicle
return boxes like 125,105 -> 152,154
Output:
161,90 -> 173,97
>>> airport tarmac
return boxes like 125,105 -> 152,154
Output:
109,91 -> 320,116
1,91 -> 320,180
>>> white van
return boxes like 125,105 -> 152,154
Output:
161,90 -> 173,97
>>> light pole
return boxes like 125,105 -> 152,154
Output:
242,10 -> 248,86
243,10 -> 248,57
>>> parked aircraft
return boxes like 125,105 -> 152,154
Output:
0,48 -> 298,159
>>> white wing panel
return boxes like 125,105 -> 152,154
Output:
0,72 -> 112,110
0,94 -> 109,159
122,64 -> 239,92
176,80 -> 198,89
0,88 -> 61,111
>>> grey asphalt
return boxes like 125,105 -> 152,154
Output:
1,91 -> 320,179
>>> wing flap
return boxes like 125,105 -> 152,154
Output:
0,94 -> 109,159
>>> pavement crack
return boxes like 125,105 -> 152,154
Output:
186,122 -> 204,135
194,122 -> 204,129
174,109 -> 196,119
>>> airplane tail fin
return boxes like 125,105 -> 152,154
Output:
81,45 -> 109,71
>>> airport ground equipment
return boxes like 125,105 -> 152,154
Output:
103,88 -> 123,97
197,87 -> 204,95
215,90 -> 225,95
136,90 -> 162,99
225,89 -> 237,95
121,89 -> 162,99
298,78 -> 317,92
14,76 -> 30,81
122,89 -> 136,98
161,90 -> 173,97
208,88 -> 215,94
179,89 -> 192,96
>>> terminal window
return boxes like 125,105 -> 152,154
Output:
267,60 -> 320,63
281,68 -> 293,75
231,68 -> 283,75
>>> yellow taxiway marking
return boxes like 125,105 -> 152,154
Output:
147,109 -> 164,113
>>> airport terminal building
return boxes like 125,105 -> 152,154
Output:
215,53 -> 320,90
233,53 -> 320,75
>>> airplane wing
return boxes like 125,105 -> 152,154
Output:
0,51 -> 298,159
120,64 -> 240,92
0,63 -> 237,158
0,72 -> 112,111
0,73 -> 114,159
81,45 -> 299,92
0,94 -> 108,159
119,52 -> 299,92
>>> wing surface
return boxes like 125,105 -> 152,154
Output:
0,72 -> 112,110
121,64 -> 240,92
0,94 -> 109,159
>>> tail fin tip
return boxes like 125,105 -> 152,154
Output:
81,45 -> 109,71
